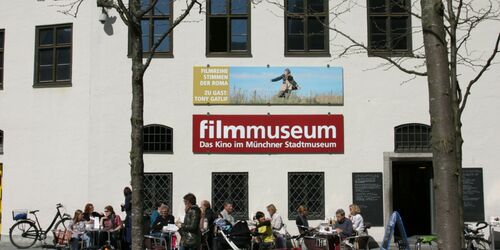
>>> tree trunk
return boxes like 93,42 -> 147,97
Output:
420,0 -> 462,249
129,0 -> 145,249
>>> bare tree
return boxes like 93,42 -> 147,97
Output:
52,0 -> 201,249
319,0 -> 500,248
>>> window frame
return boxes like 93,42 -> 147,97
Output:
0,129 -> 3,154
284,0 -> 330,57
288,172 -> 325,220
211,172 -> 249,220
137,0 -> 174,58
143,124 -> 173,154
144,172 -> 173,214
206,0 -> 252,57
33,23 -> 73,88
366,0 -> 413,57
0,29 -> 4,89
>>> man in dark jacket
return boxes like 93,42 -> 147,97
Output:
178,193 -> 201,250
333,208 -> 353,239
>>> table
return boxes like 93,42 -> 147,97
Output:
85,228 -> 112,249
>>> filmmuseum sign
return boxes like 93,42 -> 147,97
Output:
192,114 -> 344,153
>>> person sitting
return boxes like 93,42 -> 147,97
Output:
219,201 -> 235,225
254,211 -> 275,250
333,209 -> 353,240
69,209 -> 90,250
295,205 -> 310,234
151,205 -> 175,233
349,204 -> 365,235
150,201 -> 167,227
100,205 -> 123,248
82,203 -> 103,222
267,204 -> 285,248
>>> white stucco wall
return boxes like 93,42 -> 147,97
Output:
0,0 -> 499,241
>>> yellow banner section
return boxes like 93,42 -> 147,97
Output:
193,66 -> 230,104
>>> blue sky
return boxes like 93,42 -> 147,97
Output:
229,66 -> 343,97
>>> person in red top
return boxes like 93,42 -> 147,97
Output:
100,205 -> 123,248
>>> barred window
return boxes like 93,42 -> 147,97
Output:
0,129 -> 3,154
394,123 -> 431,152
288,172 -> 325,220
144,173 -> 173,214
141,0 -> 173,56
143,124 -> 173,153
212,172 -> 248,220
34,24 -> 72,86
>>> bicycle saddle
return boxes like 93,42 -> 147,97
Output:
30,210 -> 40,214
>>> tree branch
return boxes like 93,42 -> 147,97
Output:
116,0 -> 134,26
137,0 -> 159,17
459,33 -> 500,114
142,0 -> 202,71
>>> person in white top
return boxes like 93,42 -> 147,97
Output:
267,204 -> 286,248
349,204 -> 365,235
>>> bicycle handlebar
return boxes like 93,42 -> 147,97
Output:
475,222 -> 488,231
56,203 -> 63,208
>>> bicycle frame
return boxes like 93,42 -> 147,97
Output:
31,204 -> 70,238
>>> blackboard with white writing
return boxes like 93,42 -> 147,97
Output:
352,172 -> 384,226
463,168 -> 484,222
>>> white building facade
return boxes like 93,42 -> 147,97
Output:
0,0 -> 499,241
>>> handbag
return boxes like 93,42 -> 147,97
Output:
54,229 -> 72,245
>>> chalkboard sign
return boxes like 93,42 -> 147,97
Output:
352,172 -> 384,226
463,168 -> 484,222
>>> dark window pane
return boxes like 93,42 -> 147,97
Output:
392,33 -> 408,49
288,34 -> 304,50
308,17 -> 325,34
0,52 -> 3,68
155,0 -> 170,15
391,16 -> 408,33
370,34 -> 387,49
0,32 -> 4,49
56,27 -> 72,44
231,35 -> 247,50
287,0 -> 304,13
56,65 -> 70,81
390,0 -> 407,13
211,0 -> 227,14
0,68 -> 3,84
57,48 -> 71,64
39,49 -> 54,65
231,0 -> 247,14
141,0 -> 151,12
154,19 -> 170,52
288,18 -> 304,34
39,66 -> 53,82
308,34 -> 324,50
307,0 -> 324,13
39,28 -> 54,45
231,19 -> 247,35
209,17 -> 228,52
141,20 -> 151,52
370,17 -> 387,33
369,0 -> 386,13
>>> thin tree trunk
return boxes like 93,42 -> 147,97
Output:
129,0 -> 145,249
421,0 -> 462,249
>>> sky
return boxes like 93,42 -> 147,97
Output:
229,66 -> 344,97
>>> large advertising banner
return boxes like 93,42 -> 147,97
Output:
193,115 -> 344,154
193,66 -> 343,105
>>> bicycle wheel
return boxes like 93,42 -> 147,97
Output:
9,220 -> 39,249
54,217 -> 71,231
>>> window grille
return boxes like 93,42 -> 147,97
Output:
394,123 -> 431,152
212,172 -> 249,220
144,173 -> 173,214
143,124 -> 173,153
0,29 -> 4,87
288,172 -> 325,220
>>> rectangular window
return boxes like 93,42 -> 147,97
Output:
288,172 -> 325,220
144,173 -> 173,214
285,0 -> 329,56
34,24 -> 72,87
140,0 -> 173,56
212,172 -> 248,220
207,0 -> 251,56
0,29 -> 4,88
367,0 -> 412,56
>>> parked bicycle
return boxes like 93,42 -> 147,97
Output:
9,203 -> 72,249
464,222 -> 491,250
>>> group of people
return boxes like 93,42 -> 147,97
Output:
67,187 -> 132,250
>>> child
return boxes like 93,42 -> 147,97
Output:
69,209 -> 91,249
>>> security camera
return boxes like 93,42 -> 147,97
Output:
99,8 -> 108,24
